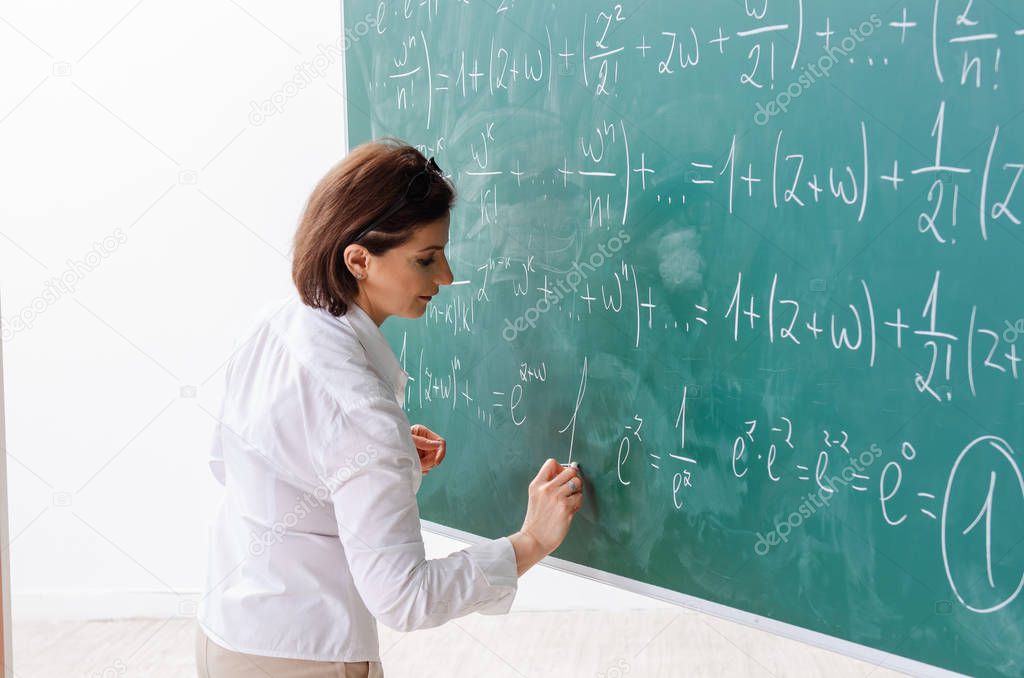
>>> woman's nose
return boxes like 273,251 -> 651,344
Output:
436,254 -> 454,285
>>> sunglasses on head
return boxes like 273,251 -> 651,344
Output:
349,157 -> 445,244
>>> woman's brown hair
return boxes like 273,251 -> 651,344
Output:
292,137 -> 456,316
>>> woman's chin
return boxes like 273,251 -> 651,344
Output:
399,306 -> 428,320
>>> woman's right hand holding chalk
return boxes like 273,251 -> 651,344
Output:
508,458 -> 584,576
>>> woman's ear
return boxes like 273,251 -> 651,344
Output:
343,243 -> 370,280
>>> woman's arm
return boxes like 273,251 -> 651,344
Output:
318,396 -> 583,628
316,395 -> 518,632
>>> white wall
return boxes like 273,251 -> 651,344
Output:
1,1 -> 665,622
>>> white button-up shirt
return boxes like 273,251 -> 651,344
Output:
198,296 -> 518,662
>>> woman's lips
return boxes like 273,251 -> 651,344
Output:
419,295 -> 433,302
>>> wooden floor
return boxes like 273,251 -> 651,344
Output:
13,611 -> 908,677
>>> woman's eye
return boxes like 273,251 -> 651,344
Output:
417,257 -> 435,267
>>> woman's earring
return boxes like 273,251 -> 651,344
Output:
355,273 -> 366,280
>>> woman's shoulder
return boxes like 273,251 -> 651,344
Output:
270,298 -> 395,407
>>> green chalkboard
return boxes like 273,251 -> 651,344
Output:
343,2 -> 1024,675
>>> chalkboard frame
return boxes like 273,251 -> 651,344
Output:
424,521 -> 962,677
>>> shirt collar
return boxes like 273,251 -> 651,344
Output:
342,303 -> 409,408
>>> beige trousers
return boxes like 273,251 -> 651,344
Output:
196,627 -> 384,678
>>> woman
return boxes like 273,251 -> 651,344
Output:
196,138 -> 584,677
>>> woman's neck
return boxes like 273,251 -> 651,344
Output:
351,294 -> 387,326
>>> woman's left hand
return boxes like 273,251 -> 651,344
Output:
410,424 -> 446,475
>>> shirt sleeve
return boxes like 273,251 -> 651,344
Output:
312,394 -> 518,632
